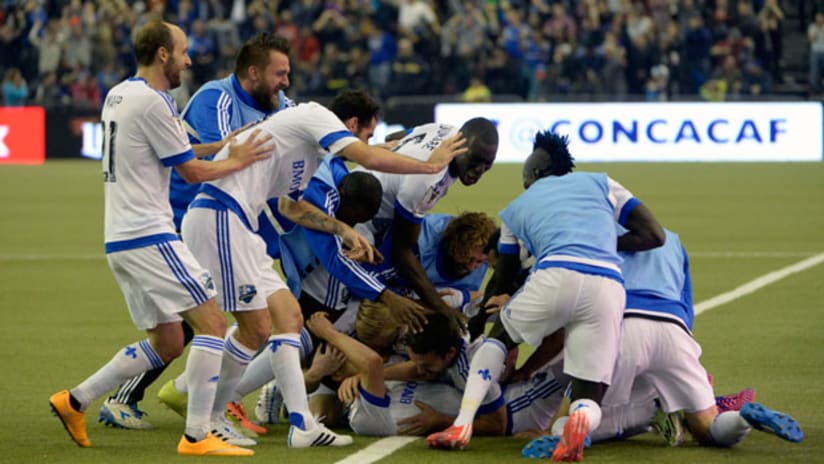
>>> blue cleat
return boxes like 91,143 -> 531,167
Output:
740,402 -> 803,443
521,434 -> 591,459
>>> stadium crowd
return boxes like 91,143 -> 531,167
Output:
1,0 -> 821,108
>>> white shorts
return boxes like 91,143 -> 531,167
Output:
505,361 -> 567,435
500,267 -> 625,384
182,206 -> 287,312
602,317 -> 715,413
349,385 -> 397,436
592,380 -> 658,442
107,239 -> 217,330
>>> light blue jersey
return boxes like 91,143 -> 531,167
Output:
169,74 -> 293,230
620,229 -> 694,332
499,172 -> 637,283
416,214 -> 488,306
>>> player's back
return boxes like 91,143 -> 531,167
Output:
102,78 -> 191,246
199,102 -> 356,231
501,172 -> 620,268
620,229 -> 694,330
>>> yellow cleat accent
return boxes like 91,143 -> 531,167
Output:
158,379 -> 188,418
49,390 -> 91,448
177,432 -> 255,456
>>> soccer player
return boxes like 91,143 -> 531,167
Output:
522,227 -> 804,457
176,89 -> 467,448
101,33 -> 295,431
48,20 -> 272,456
426,131 -> 666,461
348,312 -> 568,438
355,119 -> 499,331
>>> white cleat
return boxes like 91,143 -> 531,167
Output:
211,415 -> 258,447
288,423 -> 353,448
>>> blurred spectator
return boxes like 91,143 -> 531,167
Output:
63,20 -> 92,70
757,0 -> 785,82
385,37 -> 429,96
683,14 -> 712,93
28,19 -> 64,77
188,18 -> 217,86
398,0 -> 440,37
70,70 -> 101,109
809,12 -> 824,93
0,7 -> 26,72
601,30 -> 628,98
711,54 -> 744,98
365,17 -> 396,91
32,71 -> 67,107
462,76 -> 491,102
2,67 -> 28,106
700,78 -> 728,101
646,63 -> 670,101
96,62 -> 120,100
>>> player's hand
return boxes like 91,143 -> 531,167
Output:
306,342 -> 347,379
306,312 -> 336,340
426,132 -> 467,173
340,225 -> 376,263
380,291 -> 430,334
396,401 -> 448,435
337,375 -> 361,404
484,294 -> 511,314
441,303 -> 468,335
227,128 -> 273,167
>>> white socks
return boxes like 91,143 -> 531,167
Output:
210,333 -> 258,418
185,335 -> 223,440
453,339 -> 507,426
234,349 -> 274,400
710,411 -> 752,446
72,339 -> 164,410
268,333 -> 316,431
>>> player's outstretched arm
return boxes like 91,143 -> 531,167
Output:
617,202 -> 666,252
175,129 -> 272,182
340,133 -> 467,174
307,312 -> 386,400
278,197 -> 376,263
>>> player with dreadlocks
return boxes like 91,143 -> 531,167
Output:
426,130 -> 666,461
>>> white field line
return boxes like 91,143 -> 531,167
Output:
0,251 -> 818,263
694,251 -> 824,315
333,437 -> 419,464
333,251 -> 824,464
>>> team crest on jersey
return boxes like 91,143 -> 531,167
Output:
238,285 -> 257,304
200,272 -> 215,291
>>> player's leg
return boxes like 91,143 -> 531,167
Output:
267,289 -> 352,447
50,243 -> 201,448
100,320 -> 195,430
177,298 -> 253,456
551,272 -> 624,462
427,271 -> 558,450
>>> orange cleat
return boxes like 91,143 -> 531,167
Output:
49,390 -> 91,448
177,432 -> 255,456
551,410 -> 590,462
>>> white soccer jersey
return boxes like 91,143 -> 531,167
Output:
356,123 -> 458,245
197,102 -> 359,231
103,78 -> 194,250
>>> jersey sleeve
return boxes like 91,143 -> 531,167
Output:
607,177 -> 641,226
182,88 -> 232,144
393,171 -> 445,223
301,104 -> 359,154
497,223 -> 520,255
301,174 -> 386,301
143,96 -> 194,167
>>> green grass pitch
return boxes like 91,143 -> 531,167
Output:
0,160 -> 822,463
